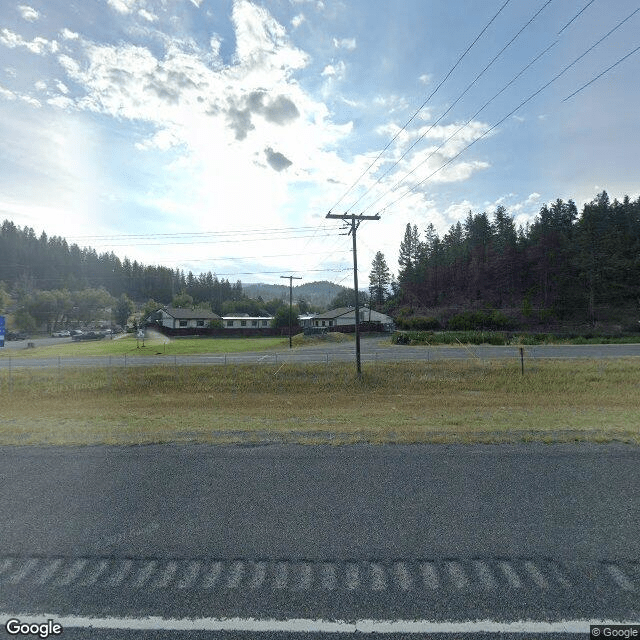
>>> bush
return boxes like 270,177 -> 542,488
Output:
446,310 -> 515,331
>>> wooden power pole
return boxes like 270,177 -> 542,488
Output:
280,274 -> 302,348
326,213 -> 379,376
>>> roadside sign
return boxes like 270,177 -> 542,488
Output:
0,315 -> 5,348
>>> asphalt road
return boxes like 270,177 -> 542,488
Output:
0,443 -> 638,637
1,337 -> 640,370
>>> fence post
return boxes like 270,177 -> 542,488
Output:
520,347 -> 524,376
8,356 -> 11,392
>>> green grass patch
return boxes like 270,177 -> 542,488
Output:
1,359 -> 638,446
0,333 -> 290,359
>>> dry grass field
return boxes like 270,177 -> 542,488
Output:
2,359 -> 638,446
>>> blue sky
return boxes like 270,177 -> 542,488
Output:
1,0 -> 639,287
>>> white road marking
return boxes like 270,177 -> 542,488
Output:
248,562 -> 266,590
0,559 -> 14,576
297,563 -> 312,590
499,561 -> 523,588
201,562 -> 223,588
153,561 -> 178,588
345,563 -> 360,590
446,561 -> 469,589
133,561 -> 157,588
320,563 -> 337,590
607,564 -> 635,591
1,613 -> 636,634
524,561 -> 549,589
109,560 -> 132,587
81,560 -> 110,587
393,562 -> 412,591
8,559 -> 39,584
473,561 -> 497,589
226,562 -> 244,589
550,563 -> 572,589
177,561 -> 201,589
420,562 -> 440,589
57,559 -> 87,586
370,563 -> 387,591
34,559 -> 63,585
274,562 -> 288,589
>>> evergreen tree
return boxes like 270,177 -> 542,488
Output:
369,251 -> 391,308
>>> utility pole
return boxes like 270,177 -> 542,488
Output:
280,274 -> 302,348
326,212 -> 380,377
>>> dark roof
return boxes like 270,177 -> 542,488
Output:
162,307 -> 220,320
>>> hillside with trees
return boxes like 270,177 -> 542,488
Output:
386,191 -> 640,330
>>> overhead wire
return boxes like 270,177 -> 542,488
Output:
359,40 -> 558,216
563,42 -> 640,101
558,0 -> 596,34
371,5 -> 640,217
345,0 -> 555,214
326,0 -> 512,214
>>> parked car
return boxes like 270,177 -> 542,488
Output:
51,330 -> 71,337
6,331 -> 30,341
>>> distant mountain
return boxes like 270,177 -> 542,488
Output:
242,280 -> 346,309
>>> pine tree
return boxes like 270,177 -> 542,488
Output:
369,251 -> 391,309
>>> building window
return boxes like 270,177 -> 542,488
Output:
196,320 -> 204,327
241,320 -> 247,327
321,320 -> 325,326
252,320 -> 258,327
262,320 -> 268,327
329,320 -> 333,327
179,320 -> 187,327
226,320 -> 234,327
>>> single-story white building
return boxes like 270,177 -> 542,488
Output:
312,307 -> 394,330
158,307 -> 221,330
222,315 -> 273,329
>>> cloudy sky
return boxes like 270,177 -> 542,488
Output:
1,0 -> 639,287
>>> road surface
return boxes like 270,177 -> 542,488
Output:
0,443 -> 638,637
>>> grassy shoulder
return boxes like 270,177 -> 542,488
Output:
0,333 -> 290,358
392,330 -> 640,346
1,359 -> 638,446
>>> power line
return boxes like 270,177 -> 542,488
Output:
360,40 -> 558,216
563,43 -> 640,101
346,0 -> 554,214
372,6 -> 640,217
326,0 -> 512,213
65,225 -> 334,241
558,0 -> 596,34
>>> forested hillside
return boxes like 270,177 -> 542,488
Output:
392,192 -> 640,328
0,219 -> 243,311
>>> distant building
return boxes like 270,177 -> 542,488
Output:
312,307 -> 394,331
157,307 -> 221,330
222,315 -> 273,329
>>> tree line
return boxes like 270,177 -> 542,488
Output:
368,191 -> 640,328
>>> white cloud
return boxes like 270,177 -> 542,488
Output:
525,192 -> 540,204
60,28 -> 79,40
0,29 -> 58,55
35,80 -> 47,91
321,60 -> 345,79
291,13 -> 305,28
138,9 -> 158,22
106,0 -> 138,14
333,37 -> 356,50
55,80 -> 69,94
18,5 -> 39,21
